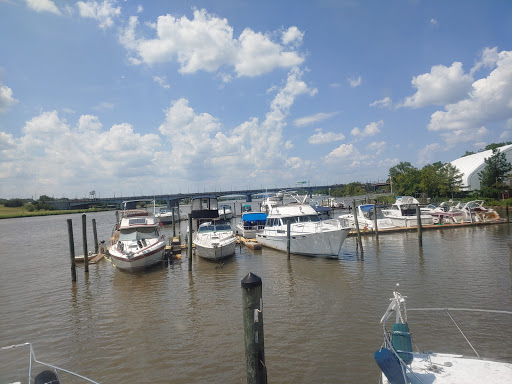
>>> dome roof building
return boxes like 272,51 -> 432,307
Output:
449,144 -> 512,191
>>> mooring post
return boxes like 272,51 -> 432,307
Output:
506,205 -> 509,222
416,205 -> 423,245
67,219 -> 77,282
172,208 -> 176,238
82,214 -> 89,273
241,273 -> 267,384
188,213 -> 193,271
92,218 -> 99,254
287,220 -> 291,260
373,204 -> 379,238
352,200 -> 363,251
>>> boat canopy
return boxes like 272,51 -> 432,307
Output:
242,212 -> 267,222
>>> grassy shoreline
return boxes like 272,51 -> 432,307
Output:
0,205 -> 111,219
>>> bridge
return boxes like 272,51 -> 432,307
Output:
48,182 -> 390,210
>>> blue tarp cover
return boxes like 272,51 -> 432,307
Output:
242,212 -> 267,221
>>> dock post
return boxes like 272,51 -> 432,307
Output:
172,208 -> 176,238
506,206 -> 509,222
416,205 -> 423,245
352,200 -> 363,251
188,213 -> 193,271
67,219 -> 77,282
373,204 -> 379,238
82,214 -> 89,273
241,273 -> 267,384
92,218 -> 99,254
287,220 -> 291,260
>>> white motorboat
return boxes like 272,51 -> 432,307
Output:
339,204 -> 396,231
1,342 -> 99,383
381,196 -> 434,227
108,216 -> 166,271
218,204 -> 233,220
236,212 -> 267,239
194,221 -> 237,261
429,201 -> 464,224
375,285 -> 512,384
154,207 -> 179,224
256,194 -> 350,257
457,200 -> 500,223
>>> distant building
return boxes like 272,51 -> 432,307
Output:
449,144 -> 512,191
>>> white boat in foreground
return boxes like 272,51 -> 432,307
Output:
1,343 -> 98,383
194,221 -> 237,261
108,216 -> 166,271
339,204 -> 395,231
256,193 -> 350,257
375,285 -> 512,384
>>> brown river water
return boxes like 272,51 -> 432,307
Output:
1,205 -> 511,383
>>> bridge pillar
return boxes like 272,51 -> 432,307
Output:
246,194 -> 252,202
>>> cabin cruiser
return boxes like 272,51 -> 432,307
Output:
155,207 -> 179,224
457,200 -> 500,222
339,204 -> 395,230
193,221 -> 237,261
236,212 -> 267,239
256,193 -> 350,257
218,204 -> 233,220
108,216 -> 166,271
381,196 -> 433,227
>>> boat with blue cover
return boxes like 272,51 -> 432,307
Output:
236,211 -> 267,239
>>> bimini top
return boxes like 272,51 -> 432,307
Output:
449,144 -> 512,191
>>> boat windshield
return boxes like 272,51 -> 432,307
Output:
265,215 -> 321,226
119,227 -> 159,241
198,223 -> 231,232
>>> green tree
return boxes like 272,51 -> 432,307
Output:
389,162 -> 421,196
478,148 -> 512,198
419,162 -> 444,198
345,182 -> 366,196
438,163 -> 464,197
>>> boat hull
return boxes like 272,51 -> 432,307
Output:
109,244 -> 166,271
256,228 -> 350,256
194,238 -> 237,260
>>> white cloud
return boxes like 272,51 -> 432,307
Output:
282,26 -> 304,45
471,47 -> 499,75
417,143 -> 441,165
351,120 -> 383,138
119,9 -> 304,77
401,62 -> 473,108
308,130 -> 345,144
137,5 -> 143,14
370,97 -> 391,108
294,112 -> 338,127
430,18 -> 438,25
439,126 -> 489,146
368,141 -> 386,155
153,76 -> 170,89
378,158 -> 400,168
0,84 -> 18,114
428,50 -> 512,132
348,75 -> 362,88
324,143 -> 359,164
25,0 -> 61,15
77,0 -> 121,29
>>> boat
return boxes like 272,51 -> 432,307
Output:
193,220 -> 237,261
428,201 -> 464,224
457,200 -> 500,223
255,193 -> 350,257
155,207 -> 179,224
108,215 -> 166,271
375,285 -> 512,384
1,342 -> 99,383
381,196 -> 434,227
236,212 -> 267,239
218,204 -> 233,220
339,204 -> 396,231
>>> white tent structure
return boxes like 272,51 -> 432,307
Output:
449,144 -> 512,191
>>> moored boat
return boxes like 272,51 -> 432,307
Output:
155,207 -> 179,224
193,221 -> 237,261
339,204 -> 396,231
236,211 -> 267,239
108,216 -> 166,271
375,285 -> 512,384
381,196 -> 434,227
218,204 -> 233,220
457,200 -> 500,223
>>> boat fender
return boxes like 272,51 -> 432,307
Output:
392,323 -> 413,365
35,370 -> 60,384
374,348 -> 406,384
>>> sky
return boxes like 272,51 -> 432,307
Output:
0,0 -> 511,199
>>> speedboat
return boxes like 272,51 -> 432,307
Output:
236,212 -> 267,239
108,216 -> 166,271
193,221 -> 237,261
339,204 -> 395,231
1,342 -> 99,383
381,196 -> 434,227
429,201 -> 464,224
375,285 -> 512,384
218,204 -> 233,220
154,207 -> 179,224
256,193 -> 350,257
457,200 -> 500,223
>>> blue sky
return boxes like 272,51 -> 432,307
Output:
0,0 -> 511,199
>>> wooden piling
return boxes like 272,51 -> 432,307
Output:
92,218 -> 99,254
188,213 -> 193,271
241,273 -> 267,384
287,220 -> 291,260
81,214 -> 89,273
506,206 -> 509,222
373,204 -> 379,238
172,208 -> 176,238
416,205 -> 423,245
352,200 -> 363,251
67,219 -> 77,282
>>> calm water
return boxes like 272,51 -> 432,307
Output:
1,206 -> 511,383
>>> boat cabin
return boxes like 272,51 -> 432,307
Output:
191,196 -> 219,219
